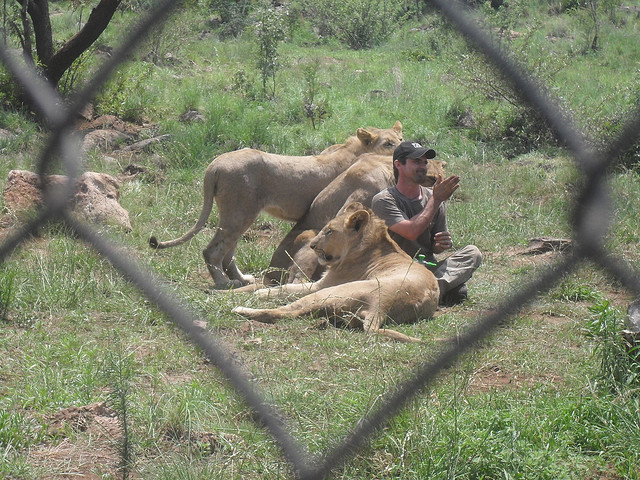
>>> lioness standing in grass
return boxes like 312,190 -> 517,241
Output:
149,122 -> 403,289
372,141 -> 482,306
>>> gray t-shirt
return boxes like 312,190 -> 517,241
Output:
371,185 -> 448,264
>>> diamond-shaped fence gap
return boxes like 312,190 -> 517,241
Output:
309,251 -> 582,479
601,107 -> 640,172
599,251 -> 640,300
63,212 -> 314,475
66,0 -> 179,127
0,118 -> 82,261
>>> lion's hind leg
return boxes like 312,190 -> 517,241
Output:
223,248 -> 255,286
203,210 -> 259,289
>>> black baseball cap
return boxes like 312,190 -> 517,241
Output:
393,141 -> 436,162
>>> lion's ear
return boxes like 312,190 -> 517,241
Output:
356,127 -> 374,146
393,120 -> 402,133
342,201 -> 365,214
346,210 -> 370,232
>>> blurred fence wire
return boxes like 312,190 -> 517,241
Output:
1,0 -> 640,478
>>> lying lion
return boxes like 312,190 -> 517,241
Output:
264,152 -> 446,285
232,202 -> 439,343
149,122 -> 403,289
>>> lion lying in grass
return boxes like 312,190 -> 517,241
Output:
232,202 -> 439,343
264,152 -> 446,285
149,122 -> 403,289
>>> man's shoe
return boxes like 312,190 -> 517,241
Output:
441,283 -> 468,306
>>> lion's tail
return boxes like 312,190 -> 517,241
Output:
149,169 -> 217,250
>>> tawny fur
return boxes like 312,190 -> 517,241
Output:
233,203 -> 439,343
149,122 -> 404,289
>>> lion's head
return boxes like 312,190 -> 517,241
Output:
309,202 -> 383,267
422,159 -> 447,187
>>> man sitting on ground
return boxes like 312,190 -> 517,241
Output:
371,141 -> 482,305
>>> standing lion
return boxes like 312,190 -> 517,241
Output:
149,122 -> 404,289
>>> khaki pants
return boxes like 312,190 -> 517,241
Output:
431,245 -> 482,300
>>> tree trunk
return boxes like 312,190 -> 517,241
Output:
14,0 -> 121,87
19,0 -> 53,63
43,0 -> 122,86
19,0 -> 34,63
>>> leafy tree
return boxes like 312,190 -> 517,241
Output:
209,0 -> 254,38
572,0 -> 622,52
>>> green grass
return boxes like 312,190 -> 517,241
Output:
1,1 -> 640,478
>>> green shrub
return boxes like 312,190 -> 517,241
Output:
453,27 -> 571,156
0,409 -> 38,451
301,58 -> 331,129
103,338 -> 138,480
0,66 -> 23,110
209,0 -> 255,38
584,300 -> 640,394
58,49 -> 95,97
305,0 -> 409,50
94,62 -> 156,122
253,4 -> 288,97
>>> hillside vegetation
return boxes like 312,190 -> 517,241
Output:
1,1 -> 640,479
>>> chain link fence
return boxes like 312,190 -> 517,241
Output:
1,1 -> 639,478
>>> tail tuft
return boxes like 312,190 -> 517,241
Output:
149,236 -> 159,249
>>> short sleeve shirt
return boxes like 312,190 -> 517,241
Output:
371,185 -> 448,263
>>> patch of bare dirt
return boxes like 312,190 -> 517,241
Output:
28,402 -> 122,479
466,364 -> 561,394
27,400 -> 239,479
243,221 -> 282,245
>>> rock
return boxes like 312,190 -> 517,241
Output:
81,129 -> 133,153
2,169 -> 132,231
118,134 -> 171,153
456,109 -> 477,128
625,298 -> 640,334
75,114 -> 139,136
0,128 -> 15,141
179,110 -> 206,123
623,298 -> 640,354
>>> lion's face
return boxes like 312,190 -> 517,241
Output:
423,159 -> 447,187
355,121 -> 404,156
310,204 -> 370,266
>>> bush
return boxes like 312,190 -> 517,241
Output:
209,0 -> 255,38
305,0 -> 410,50
584,300 -> 640,394
94,63 -> 156,122
453,23 -> 571,155
253,4 -> 288,97
0,65 -> 25,111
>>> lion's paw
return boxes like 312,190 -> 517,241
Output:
232,306 -> 255,317
254,288 -> 272,299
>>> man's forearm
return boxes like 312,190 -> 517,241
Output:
389,197 -> 441,241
